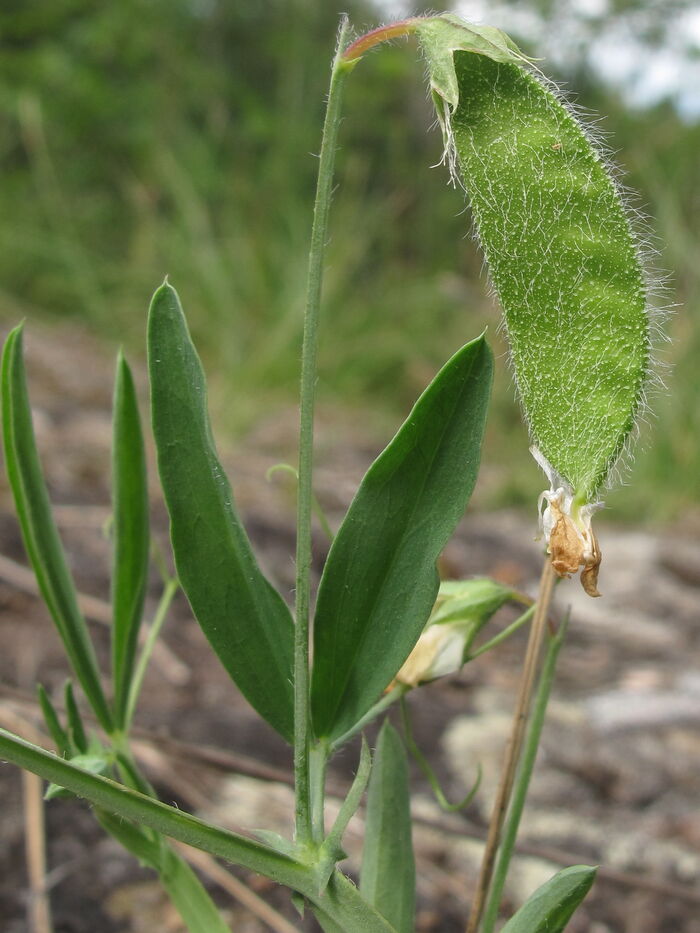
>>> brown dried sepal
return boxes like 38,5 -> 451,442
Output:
547,498 -> 602,597
549,506 -> 583,577
580,529 -> 602,597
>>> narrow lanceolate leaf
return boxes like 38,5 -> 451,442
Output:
111,352 -> 150,728
64,680 -> 88,754
37,684 -> 70,757
499,865 -> 597,933
148,282 -> 294,741
1,326 -> 112,731
360,721 -> 415,933
312,335 -> 492,740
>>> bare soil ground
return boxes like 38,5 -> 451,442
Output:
1,322 -> 699,932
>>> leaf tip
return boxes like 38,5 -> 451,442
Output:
3,320 -> 26,359
150,277 -> 180,309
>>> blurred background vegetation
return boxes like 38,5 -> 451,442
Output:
0,0 -> 697,521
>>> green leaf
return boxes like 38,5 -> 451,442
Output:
360,721 -> 415,933
37,684 -> 70,757
311,335 -> 492,739
64,679 -> 88,753
499,865 -> 597,933
111,351 -> 150,728
147,282 -> 294,741
1,325 -> 112,732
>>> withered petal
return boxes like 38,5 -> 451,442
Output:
580,531 -> 602,597
549,514 -> 583,577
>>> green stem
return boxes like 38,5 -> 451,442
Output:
124,576 -> 179,731
401,697 -> 482,813
0,726 -> 296,877
316,738 -> 372,892
341,18 -> 421,62
481,612 -> 571,933
151,537 -> 174,587
312,495 -> 336,545
0,728 -> 394,930
114,746 -> 156,798
294,16 -> 352,848
465,605 -> 536,662
109,709 -> 230,931
310,741 -> 330,843
329,683 -> 408,754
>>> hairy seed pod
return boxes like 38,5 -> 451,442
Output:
446,52 -> 651,591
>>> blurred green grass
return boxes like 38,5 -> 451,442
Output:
0,1 -> 697,522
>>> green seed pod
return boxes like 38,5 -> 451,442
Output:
416,20 -> 653,592
450,53 -> 649,495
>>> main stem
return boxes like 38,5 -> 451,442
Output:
466,557 -> 556,933
294,18 -> 352,848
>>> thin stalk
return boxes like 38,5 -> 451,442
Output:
311,494 -> 335,545
465,604 -> 536,662
266,463 -> 335,542
151,537 -> 173,587
401,696 -> 482,813
466,557 -> 556,933
329,683 -> 408,754
322,737 -> 371,863
342,18 -> 421,62
294,17 -> 352,848
114,747 -> 156,797
124,576 -> 179,732
481,611 -> 571,933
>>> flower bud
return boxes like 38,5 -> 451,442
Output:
393,578 -> 514,687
